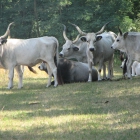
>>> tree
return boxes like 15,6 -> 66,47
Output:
0,0 -> 139,45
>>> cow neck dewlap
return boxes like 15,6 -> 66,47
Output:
0,45 -> 4,57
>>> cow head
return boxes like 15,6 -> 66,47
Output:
80,33 -> 103,52
120,58 -> 128,77
38,62 -> 49,74
111,27 -> 128,51
0,38 -> 7,45
59,24 -> 80,58
120,59 -> 126,69
38,62 -> 46,70
0,22 -> 14,45
119,52 -> 128,76
69,22 -> 110,52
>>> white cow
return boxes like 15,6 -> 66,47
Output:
131,61 -> 140,76
111,27 -> 140,78
2,23 -> 37,74
70,22 -> 116,81
120,59 -> 140,77
0,23 -> 59,89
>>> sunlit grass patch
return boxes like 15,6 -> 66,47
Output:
0,64 -> 140,140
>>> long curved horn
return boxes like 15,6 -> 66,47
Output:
62,24 -> 69,41
1,22 -> 14,39
95,21 -> 111,35
69,22 -> 87,35
118,26 -> 122,35
72,34 -> 80,43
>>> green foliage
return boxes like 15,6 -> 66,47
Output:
133,13 -> 140,32
119,16 -> 135,32
0,0 -> 140,45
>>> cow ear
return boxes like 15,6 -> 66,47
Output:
123,32 -> 128,39
80,36 -> 87,42
96,36 -> 102,41
1,39 -> 7,44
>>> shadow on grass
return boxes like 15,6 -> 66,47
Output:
0,76 -> 140,140
0,124 -> 139,140
0,81 -> 140,118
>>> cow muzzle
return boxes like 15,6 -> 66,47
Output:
59,53 -> 64,57
89,48 -> 95,52
111,46 -> 114,49
38,65 -> 43,70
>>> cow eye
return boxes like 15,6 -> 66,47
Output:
67,47 -> 70,50
116,39 -> 119,42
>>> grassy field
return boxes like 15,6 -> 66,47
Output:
0,64 -> 140,140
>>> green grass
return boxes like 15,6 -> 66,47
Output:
0,65 -> 140,140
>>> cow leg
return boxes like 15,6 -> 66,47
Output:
107,61 -> 111,79
127,59 -> 133,79
111,55 -> 114,77
8,67 -> 14,89
15,65 -> 23,89
21,65 -> 24,73
98,61 -> 104,81
88,60 -> 93,82
131,64 -> 135,76
46,62 -> 58,87
102,63 -> 106,80
45,63 -> 53,87
107,55 -> 114,79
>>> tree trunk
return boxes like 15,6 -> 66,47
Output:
34,0 -> 40,37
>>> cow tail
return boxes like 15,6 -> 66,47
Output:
28,66 -> 37,74
54,38 -> 63,85
123,57 -> 127,76
55,38 -> 59,66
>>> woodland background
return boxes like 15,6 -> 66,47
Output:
0,2 -> 140,139
0,0 -> 140,47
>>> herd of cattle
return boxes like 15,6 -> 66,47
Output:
0,22 -> 140,89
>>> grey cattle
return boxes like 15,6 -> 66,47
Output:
119,53 -> 140,77
2,22 -> 37,74
59,25 -> 88,63
38,58 -> 98,84
0,23 -> 59,89
59,24 -> 109,80
119,52 -> 128,77
111,27 -> 140,78
70,22 -> 116,81
131,61 -> 140,76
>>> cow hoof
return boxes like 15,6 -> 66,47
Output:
7,86 -> 13,89
128,77 -> 132,80
106,78 -> 112,81
18,87 -> 23,89
18,86 -> 23,89
88,80 -> 92,82
46,85 -> 51,88
54,84 -> 58,87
